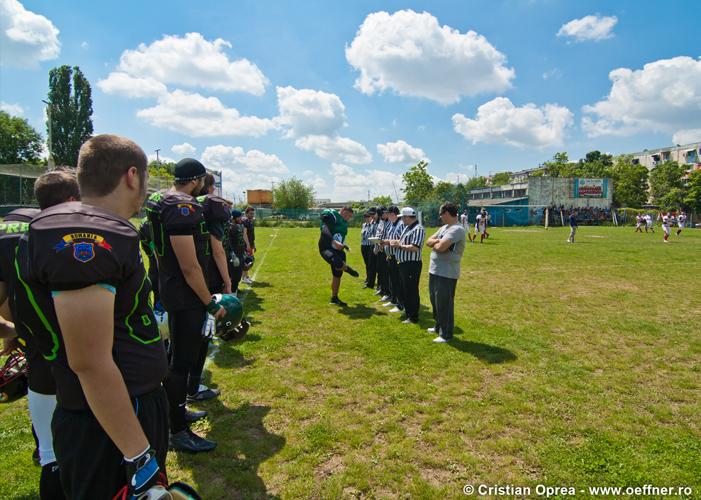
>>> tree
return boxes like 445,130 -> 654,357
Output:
372,195 -> 393,207
684,169 -> 701,213
463,176 -> 488,191
46,65 -> 94,167
608,155 -> 649,208
491,171 -> 512,186
433,181 -> 456,204
542,152 -> 571,177
649,161 -> 687,210
272,177 -> 315,209
0,111 -> 43,164
402,160 -> 434,205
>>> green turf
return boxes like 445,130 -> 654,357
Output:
1,226 -> 700,499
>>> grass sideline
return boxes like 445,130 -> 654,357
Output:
1,226 -> 700,498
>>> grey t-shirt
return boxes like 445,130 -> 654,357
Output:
429,223 -> 466,279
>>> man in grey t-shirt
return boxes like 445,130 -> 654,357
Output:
426,202 -> 466,342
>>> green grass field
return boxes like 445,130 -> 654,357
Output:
1,226 -> 700,499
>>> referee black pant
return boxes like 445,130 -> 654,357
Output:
361,245 -> 376,287
387,256 -> 403,307
399,260 -> 422,322
375,251 -> 390,295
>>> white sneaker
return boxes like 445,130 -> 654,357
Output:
389,307 -> 401,313
427,327 -> 438,333
380,295 -> 391,302
402,319 -> 415,324
432,336 -> 448,343
242,277 -> 253,284
383,301 -> 394,308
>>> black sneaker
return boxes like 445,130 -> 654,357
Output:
330,296 -> 348,307
345,266 -> 359,278
170,428 -> 217,453
184,409 -> 208,423
187,386 -> 220,403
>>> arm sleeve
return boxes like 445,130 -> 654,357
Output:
30,225 -> 130,292
162,201 -> 202,236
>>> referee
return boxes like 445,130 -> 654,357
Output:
390,207 -> 425,324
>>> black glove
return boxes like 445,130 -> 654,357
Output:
125,447 -> 160,497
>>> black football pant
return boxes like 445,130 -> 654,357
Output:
163,307 -> 207,433
399,261 -> 422,322
361,245 -> 376,287
375,251 -> 390,295
52,387 -> 168,500
387,256 -> 404,307
228,253 -> 244,293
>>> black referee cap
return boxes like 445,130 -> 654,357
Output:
174,158 -> 207,182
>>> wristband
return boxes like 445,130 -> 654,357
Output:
206,298 -> 220,315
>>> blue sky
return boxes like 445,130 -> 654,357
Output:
2,0 -> 700,202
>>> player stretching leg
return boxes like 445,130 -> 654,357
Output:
676,211 -> 687,236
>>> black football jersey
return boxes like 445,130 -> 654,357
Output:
146,191 -> 209,311
0,208 -> 39,286
197,194 -> 231,292
19,202 -> 167,410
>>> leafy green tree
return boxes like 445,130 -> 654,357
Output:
542,152 -> 571,177
491,171 -> 512,186
372,195 -> 393,207
570,151 -> 614,178
683,169 -> 701,213
46,65 -> 94,167
0,111 -> 43,164
402,160 -> 434,205
649,161 -> 687,210
608,155 -> 649,208
464,176 -> 488,191
273,177 -> 315,209
433,181 -> 456,204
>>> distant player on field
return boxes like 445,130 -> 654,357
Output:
676,211 -> 687,236
661,212 -> 671,243
567,210 -> 578,243
634,214 -> 643,233
645,213 -> 654,233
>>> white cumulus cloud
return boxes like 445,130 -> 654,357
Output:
377,140 -> 427,163
672,129 -> 701,145
346,9 -> 514,104
0,101 -> 24,115
97,72 -> 167,99
137,90 -> 277,137
295,135 -> 372,164
171,142 -> 196,156
452,97 -> 573,149
112,32 -> 268,95
0,0 -> 60,68
557,15 -> 617,42
276,86 -> 346,138
330,163 -> 403,201
582,56 -> 701,141
201,145 -> 288,174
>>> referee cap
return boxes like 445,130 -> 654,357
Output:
400,207 -> 417,217
174,158 -> 207,182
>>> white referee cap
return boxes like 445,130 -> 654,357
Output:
400,207 -> 417,217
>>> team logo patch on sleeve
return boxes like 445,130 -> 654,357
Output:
54,233 -> 112,263
178,203 -> 194,216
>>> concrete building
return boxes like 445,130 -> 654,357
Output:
630,142 -> 701,170
466,177 -> 612,209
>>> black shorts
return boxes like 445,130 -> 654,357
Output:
52,386 -> 169,500
321,249 -> 345,277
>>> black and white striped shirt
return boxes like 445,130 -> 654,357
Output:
361,221 -> 375,245
385,220 -> 404,257
395,222 -> 425,263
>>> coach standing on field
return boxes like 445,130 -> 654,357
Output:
426,202 -> 466,343
390,207 -> 425,325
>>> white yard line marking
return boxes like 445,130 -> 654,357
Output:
207,229 -> 279,363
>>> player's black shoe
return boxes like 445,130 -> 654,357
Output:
170,428 -> 217,453
345,266 -> 359,277
187,386 -> 220,402
184,409 -> 208,423
330,296 -> 348,307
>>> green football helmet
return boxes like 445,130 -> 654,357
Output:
212,293 -> 243,335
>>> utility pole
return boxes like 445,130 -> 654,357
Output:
42,99 -> 54,168
155,148 -> 161,164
